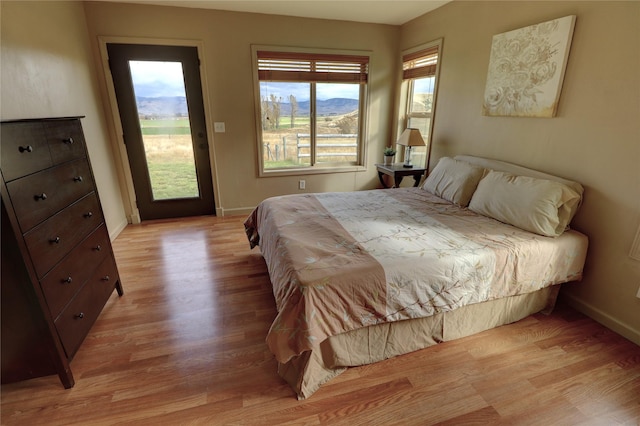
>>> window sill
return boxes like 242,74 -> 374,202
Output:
259,165 -> 367,178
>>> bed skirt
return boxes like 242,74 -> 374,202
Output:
278,285 -> 560,399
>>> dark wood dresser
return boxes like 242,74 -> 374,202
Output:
1,117 -> 123,388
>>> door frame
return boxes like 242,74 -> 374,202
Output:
97,36 -> 221,223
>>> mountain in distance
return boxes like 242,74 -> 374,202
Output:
287,98 -> 358,116
136,96 -> 188,118
135,96 -> 358,118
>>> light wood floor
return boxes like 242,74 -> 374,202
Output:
2,215 -> 639,425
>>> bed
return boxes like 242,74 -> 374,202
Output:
244,155 -> 588,399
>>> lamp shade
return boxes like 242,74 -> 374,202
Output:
396,128 -> 425,147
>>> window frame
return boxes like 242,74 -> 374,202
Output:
251,45 -> 371,177
397,39 -> 443,173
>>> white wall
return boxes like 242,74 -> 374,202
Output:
1,1 -> 128,238
402,1 -> 640,343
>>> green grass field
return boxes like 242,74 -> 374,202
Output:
147,161 -> 199,200
139,119 -> 197,199
140,118 -> 191,136
140,130 -> 199,200
276,116 -> 311,128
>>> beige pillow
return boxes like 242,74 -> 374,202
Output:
468,170 -> 582,237
422,157 -> 485,207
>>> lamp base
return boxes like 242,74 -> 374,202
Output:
403,145 -> 414,168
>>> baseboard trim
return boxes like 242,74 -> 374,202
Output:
562,293 -> 640,346
219,206 -> 256,217
108,217 -> 129,242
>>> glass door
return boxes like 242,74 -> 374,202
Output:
107,44 -> 215,220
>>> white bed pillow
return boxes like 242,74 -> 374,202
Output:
454,155 -> 584,196
468,170 -> 582,237
422,157 -> 485,207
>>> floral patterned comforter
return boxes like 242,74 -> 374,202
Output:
244,188 -> 588,364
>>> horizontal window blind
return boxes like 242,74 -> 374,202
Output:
402,46 -> 438,80
257,51 -> 368,83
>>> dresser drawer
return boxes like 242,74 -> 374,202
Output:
24,193 -> 103,279
7,159 -> 93,232
0,122 -> 52,181
91,254 -> 120,307
45,120 -> 87,165
40,224 -> 111,319
55,256 -> 117,358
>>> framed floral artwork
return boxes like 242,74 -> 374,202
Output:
482,15 -> 576,117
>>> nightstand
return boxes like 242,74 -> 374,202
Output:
375,163 -> 426,188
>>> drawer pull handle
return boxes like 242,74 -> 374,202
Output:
34,193 -> 47,201
75,312 -> 84,319
63,137 -> 74,145
64,276 -> 73,284
84,212 -> 93,218
94,244 -> 102,251
102,275 -> 110,282
19,145 -> 33,153
50,236 -> 61,244
74,176 -> 83,182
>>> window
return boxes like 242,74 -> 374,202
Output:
253,47 -> 369,175
399,40 -> 442,170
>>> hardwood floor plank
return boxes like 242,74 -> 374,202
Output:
2,215 -> 639,425
435,405 -> 502,425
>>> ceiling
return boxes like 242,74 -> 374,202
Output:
106,1 -> 451,25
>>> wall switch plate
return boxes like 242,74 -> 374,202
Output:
299,180 -> 305,190
214,122 -> 225,133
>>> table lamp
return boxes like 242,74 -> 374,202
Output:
396,128 -> 425,168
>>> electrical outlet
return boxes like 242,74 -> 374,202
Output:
299,180 -> 306,190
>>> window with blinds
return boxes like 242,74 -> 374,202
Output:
253,48 -> 370,174
257,52 -> 368,83
399,41 -> 442,171
402,47 -> 438,80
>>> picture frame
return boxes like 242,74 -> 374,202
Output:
482,15 -> 576,118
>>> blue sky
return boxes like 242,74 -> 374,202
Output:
129,61 -> 186,98
128,60 -> 369,101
